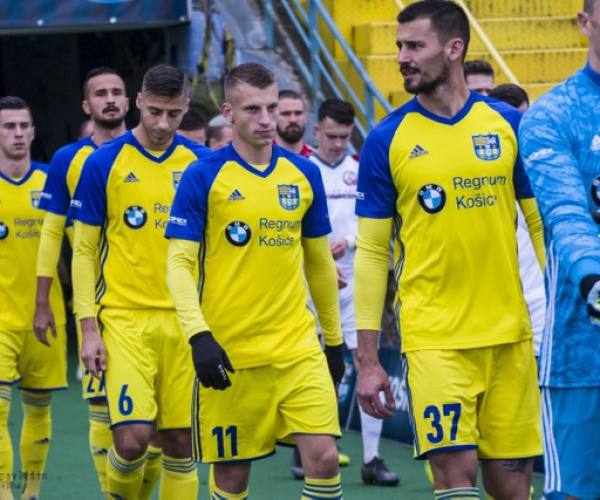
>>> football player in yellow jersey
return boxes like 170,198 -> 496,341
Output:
166,63 -> 345,500
70,64 -> 206,500
32,67 -> 144,500
0,97 -> 67,500
354,2 -> 543,500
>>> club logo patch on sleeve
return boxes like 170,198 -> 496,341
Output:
123,206 -> 147,229
225,221 -> 251,247
417,184 -> 446,214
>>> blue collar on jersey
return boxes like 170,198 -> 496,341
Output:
412,90 -> 477,126
226,143 -> 280,178
583,61 -> 600,88
127,130 -> 180,164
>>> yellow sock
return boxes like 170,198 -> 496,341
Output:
106,447 -> 145,499
138,445 -> 162,500
0,387 -> 13,500
435,488 -> 480,500
159,455 -> 197,499
20,391 -> 51,499
210,482 -> 248,500
302,474 -> 343,499
88,403 -> 112,495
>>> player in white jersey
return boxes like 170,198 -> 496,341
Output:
310,99 -> 400,486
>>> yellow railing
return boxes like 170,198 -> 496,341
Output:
393,0 -> 519,85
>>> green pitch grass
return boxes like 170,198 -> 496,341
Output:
6,349 -> 545,499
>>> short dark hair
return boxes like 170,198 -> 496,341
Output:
179,107 -> 206,132
585,0 -> 596,14
225,63 -> 275,98
398,0 -> 470,57
317,98 -> 354,126
279,89 -> 303,101
488,84 -> 530,109
206,123 -> 232,144
0,96 -> 32,122
464,59 -> 495,79
83,67 -> 123,98
142,63 -> 190,99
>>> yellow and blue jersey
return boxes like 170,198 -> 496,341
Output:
69,131 -> 207,310
165,144 -> 332,369
0,162 -> 65,330
356,92 -> 534,352
39,136 -> 96,244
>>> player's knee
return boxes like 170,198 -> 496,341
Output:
112,428 -> 149,461
302,444 -> 339,478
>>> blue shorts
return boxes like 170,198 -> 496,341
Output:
542,387 -> 600,499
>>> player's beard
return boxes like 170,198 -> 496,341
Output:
277,123 -> 305,144
402,64 -> 450,95
95,116 -> 126,130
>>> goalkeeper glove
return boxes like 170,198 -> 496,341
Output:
324,344 -> 345,389
580,274 -> 600,325
190,331 -> 234,390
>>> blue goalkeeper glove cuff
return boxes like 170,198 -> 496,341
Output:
580,274 -> 600,326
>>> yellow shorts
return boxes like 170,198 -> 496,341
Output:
193,348 -> 341,463
0,326 -> 67,390
76,314 -> 106,401
98,308 -> 195,430
404,340 -> 542,459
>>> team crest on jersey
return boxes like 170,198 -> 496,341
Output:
172,171 -> 183,190
225,221 -> 251,247
417,184 -> 446,214
123,206 -> 147,229
30,190 -> 42,209
342,170 -> 358,186
0,222 -> 8,240
472,134 -> 501,161
278,184 -> 300,210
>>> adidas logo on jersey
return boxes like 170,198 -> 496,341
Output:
124,172 -> 139,183
409,144 -> 429,159
228,189 -> 245,201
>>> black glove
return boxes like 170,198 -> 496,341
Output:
580,274 -> 600,325
190,331 -> 234,390
324,344 -> 345,389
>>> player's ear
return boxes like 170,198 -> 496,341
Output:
82,99 -> 90,116
446,37 -> 464,63
136,92 -> 143,110
221,102 -> 233,123
578,11 -> 592,37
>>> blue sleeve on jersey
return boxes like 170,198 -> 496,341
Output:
355,112 -> 404,219
68,145 -> 117,226
299,161 -> 332,238
519,75 -> 600,284
165,160 -> 216,241
485,98 -> 534,199
39,145 -> 77,215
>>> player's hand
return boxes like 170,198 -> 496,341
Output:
330,238 -> 348,260
190,331 -> 235,390
356,361 -> 395,419
33,301 -> 56,347
80,321 -> 106,379
324,344 -> 345,390
336,266 -> 347,289
580,274 -> 600,325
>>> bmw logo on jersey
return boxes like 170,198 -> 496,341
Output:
123,206 -> 148,229
225,221 -> 252,247
417,184 -> 446,214
0,222 -> 8,240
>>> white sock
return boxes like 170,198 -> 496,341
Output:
359,404 -> 382,463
